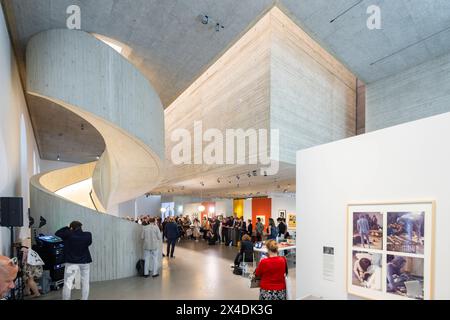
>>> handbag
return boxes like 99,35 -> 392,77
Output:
249,274 -> 261,288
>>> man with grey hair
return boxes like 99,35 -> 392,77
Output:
0,255 -> 19,299
141,217 -> 162,278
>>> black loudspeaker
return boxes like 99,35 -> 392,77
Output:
0,197 -> 24,227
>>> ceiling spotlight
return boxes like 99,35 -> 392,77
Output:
236,175 -> 240,180
264,171 -> 267,177
283,189 -> 288,193
247,172 -> 251,178
252,170 -> 257,176
200,181 -> 205,187
215,22 -> 225,32
57,154 -> 60,161
217,178 -> 221,183
96,155 -> 100,160
201,15 -> 209,24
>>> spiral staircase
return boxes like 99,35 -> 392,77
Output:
27,29 -> 164,281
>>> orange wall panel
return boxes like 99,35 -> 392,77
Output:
252,198 -> 272,230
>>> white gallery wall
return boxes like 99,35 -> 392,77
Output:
270,193 -> 296,223
136,195 -> 161,216
244,199 -> 252,222
213,199 -> 233,217
0,7 -> 40,255
296,112 -> 450,300
118,195 -> 161,219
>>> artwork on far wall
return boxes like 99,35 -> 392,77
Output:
278,210 -> 286,219
256,215 -> 266,226
347,201 -> 434,300
287,213 -> 296,229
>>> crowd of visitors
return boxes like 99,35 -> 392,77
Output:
1,212 -> 291,300
126,213 -> 290,246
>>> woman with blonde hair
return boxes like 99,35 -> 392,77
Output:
254,240 -> 288,300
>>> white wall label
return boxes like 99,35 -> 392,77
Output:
323,246 -> 335,282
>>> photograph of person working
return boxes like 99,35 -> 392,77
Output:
386,255 -> 424,300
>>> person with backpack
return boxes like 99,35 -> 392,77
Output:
267,218 -> 278,240
141,217 -> 162,278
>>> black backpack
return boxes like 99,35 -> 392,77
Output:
136,259 -> 145,276
233,266 -> 243,275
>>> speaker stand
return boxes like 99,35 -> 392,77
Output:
10,226 -> 14,258
9,226 -> 15,300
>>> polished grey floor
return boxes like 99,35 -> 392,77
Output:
35,240 -> 296,300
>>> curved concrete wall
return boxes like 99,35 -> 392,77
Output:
27,29 -> 164,158
27,29 -> 164,209
31,173 -> 143,282
27,30 -> 164,281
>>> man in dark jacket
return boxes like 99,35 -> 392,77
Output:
277,218 -> 287,237
247,219 -> 253,237
164,217 -> 179,258
56,221 -> 92,300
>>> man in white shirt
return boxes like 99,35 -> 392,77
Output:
142,217 -> 162,278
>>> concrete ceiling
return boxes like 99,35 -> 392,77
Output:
152,162 -> 296,199
281,0 -> 450,84
6,0 -> 450,106
2,0 -> 450,193
27,95 -> 105,163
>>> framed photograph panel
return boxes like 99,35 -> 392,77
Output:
347,201 -> 434,300
288,213 -> 296,229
